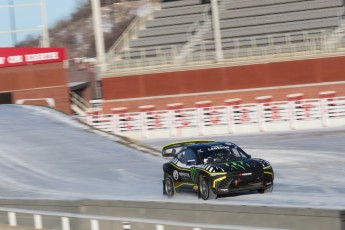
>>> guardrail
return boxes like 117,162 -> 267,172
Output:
0,207 -> 282,230
79,96 -> 345,139
0,200 -> 343,230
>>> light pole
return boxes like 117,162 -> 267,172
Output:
40,0 -> 50,47
8,0 -> 17,45
0,1 -> 49,47
91,0 -> 106,73
211,0 -> 223,62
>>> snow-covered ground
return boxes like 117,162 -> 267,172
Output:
0,105 -> 344,209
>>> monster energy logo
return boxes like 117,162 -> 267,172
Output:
231,161 -> 246,170
190,167 -> 197,183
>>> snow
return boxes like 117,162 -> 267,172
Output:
0,105 -> 344,209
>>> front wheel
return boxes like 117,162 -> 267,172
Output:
164,175 -> 175,197
199,176 -> 217,200
258,183 -> 274,194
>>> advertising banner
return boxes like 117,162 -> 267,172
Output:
0,47 -> 66,68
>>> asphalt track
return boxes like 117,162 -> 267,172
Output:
0,105 -> 344,208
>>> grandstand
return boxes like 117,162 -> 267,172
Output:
106,0 -> 345,74
98,0 -> 345,114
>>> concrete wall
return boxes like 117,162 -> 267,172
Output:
0,200 -> 343,230
101,56 -> 345,113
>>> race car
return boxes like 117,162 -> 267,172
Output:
162,140 -> 274,200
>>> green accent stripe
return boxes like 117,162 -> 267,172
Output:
175,182 -> 195,188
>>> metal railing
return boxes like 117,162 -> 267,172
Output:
70,92 -> 91,116
79,96 -> 345,139
106,0 -> 158,62
323,7 -> 345,51
105,28 -> 345,76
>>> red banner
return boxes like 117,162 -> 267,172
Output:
0,47 -> 66,68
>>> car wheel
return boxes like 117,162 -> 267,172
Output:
164,175 -> 175,197
199,176 -> 217,200
258,183 -> 274,194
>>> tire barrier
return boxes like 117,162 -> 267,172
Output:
82,96 -> 345,139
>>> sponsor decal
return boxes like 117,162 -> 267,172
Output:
0,47 -> 66,68
173,170 -> 179,180
190,167 -> 197,183
179,172 -> 190,178
231,162 -> 245,170
208,145 -> 230,151
239,172 -> 252,176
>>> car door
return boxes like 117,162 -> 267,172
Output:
184,149 -> 199,186
173,149 -> 195,190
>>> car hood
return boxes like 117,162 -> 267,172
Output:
200,158 -> 264,173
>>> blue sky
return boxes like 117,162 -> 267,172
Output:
0,0 -> 83,47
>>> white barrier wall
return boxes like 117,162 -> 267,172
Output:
0,200 -> 344,230
82,96 -> 345,139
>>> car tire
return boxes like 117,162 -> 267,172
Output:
199,176 -> 217,200
258,183 -> 274,194
164,175 -> 175,197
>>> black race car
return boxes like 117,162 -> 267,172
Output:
162,140 -> 274,200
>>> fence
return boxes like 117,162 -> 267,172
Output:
80,96 -> 345,139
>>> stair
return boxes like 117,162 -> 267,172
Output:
174,0 -> 227,64
70,92 -> 90,116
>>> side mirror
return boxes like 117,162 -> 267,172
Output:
162,148 -> 177,158
247,154 -> 251,159
187,159 -> 196,166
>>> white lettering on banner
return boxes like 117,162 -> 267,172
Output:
25,52 -> 59,62
0,57 -> 5,65
7,55 -> 23,64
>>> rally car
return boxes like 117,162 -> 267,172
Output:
162,140 -> 274,200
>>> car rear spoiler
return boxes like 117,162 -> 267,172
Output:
162,140 -> 214,157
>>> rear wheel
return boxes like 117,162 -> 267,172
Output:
164,175 -> 175,197
199,176 -> 217,200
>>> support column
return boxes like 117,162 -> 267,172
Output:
211,0 -> 223,62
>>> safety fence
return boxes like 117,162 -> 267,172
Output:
79,96 -> 345,139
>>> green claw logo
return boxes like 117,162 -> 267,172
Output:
190,167 -> 197,183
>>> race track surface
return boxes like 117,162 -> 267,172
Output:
0,105 -> 344,208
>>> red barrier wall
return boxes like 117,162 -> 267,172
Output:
0,62 -> 70,114
101,56 -> 345,113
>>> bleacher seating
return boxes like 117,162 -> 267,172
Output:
109,0 -> 345,70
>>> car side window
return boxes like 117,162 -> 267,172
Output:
177,150 -> 186,164
233,147 -> 249,158
186,149 -> 197,165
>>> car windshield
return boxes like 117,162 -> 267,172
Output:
197,144 -> 248,164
